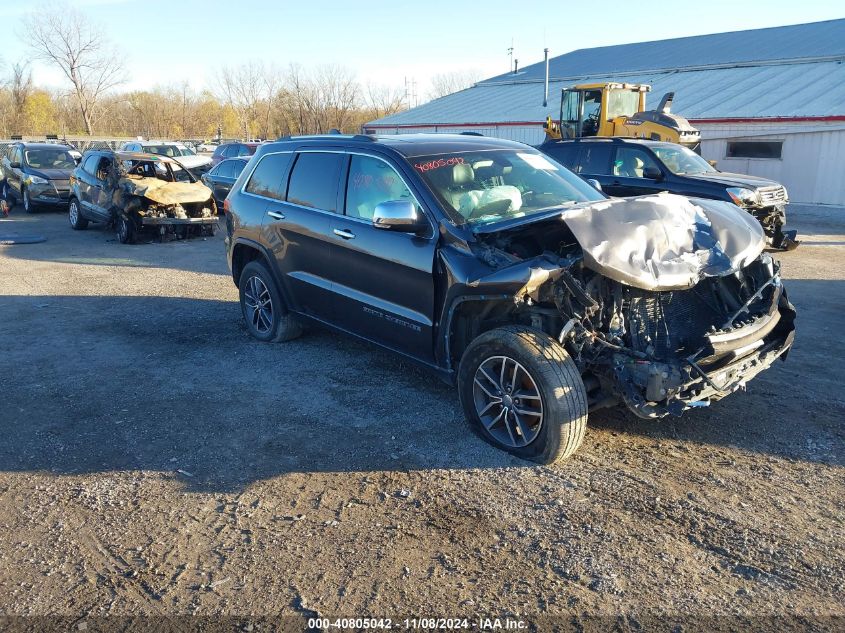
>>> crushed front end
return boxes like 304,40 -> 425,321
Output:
589,255 -> 795,417
468,193 -> 796,419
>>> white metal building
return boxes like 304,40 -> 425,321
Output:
365,19 -> 845,205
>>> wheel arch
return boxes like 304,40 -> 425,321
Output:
231,238 -> 279,291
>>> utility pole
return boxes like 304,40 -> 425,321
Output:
507,38 -> 514,73
404,77 -> 418,109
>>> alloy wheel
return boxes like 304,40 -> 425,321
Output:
23,188 -> 30,212
69,201 -> 79,226
472,355 -> 544,448
243,275 -> 274,334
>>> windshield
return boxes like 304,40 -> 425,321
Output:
24,149 -> 76,170
179,147 -> 196,156
651,145 -> 716,175
122,159 -> 196,183
142,145 -> 180,157
411,149 -> 605,225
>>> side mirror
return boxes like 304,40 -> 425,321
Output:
643,166 -> 663,180
372,200 -> 426,233
707,159 -> 718,168
9,162 -> 20,169
586,178 -> 602,192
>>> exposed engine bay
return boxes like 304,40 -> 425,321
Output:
466,194 -> 796,418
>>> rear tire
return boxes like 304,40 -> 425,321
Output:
458,325 -> 588,464
116,215 -> 136,244
239,259 -> 302,343
68,198 -> 88,230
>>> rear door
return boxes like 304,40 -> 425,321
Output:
258,150 -> 341,322
208,159 -> 235,206
329,152 -> 437,361
604,146 -> 665,197
87,156 -> 114,221
75,154 -> 101,216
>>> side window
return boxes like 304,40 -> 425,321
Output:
286,152 -> 343,212
83,154 -> 100,174
13,147 -> 23,165
221,144 -> 236,158
541,144 -> 579,170
231,160 -> 247,178
613,147 -> 660,178
245,153 -> 293,200
95,157 -> 112,181
215,160 -> 234,179
345,155 -> 417,220
578,145 -> 613,175
237,145 -> 252,157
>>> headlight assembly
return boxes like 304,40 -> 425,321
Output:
726,187 -> 759,207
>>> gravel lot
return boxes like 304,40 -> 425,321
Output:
0,204 -> 842,631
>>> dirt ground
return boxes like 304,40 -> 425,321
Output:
0,203 -> 842,632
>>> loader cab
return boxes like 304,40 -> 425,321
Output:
559,83 -> 650,139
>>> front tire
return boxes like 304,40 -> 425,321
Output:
116,215 -> 136,244
239,259 -> 302,342
22,187 -> 34,214
458,325 -> 588,464
68,198 -> 88,230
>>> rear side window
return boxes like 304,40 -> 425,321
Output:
286,152 -> 343,211
245,153 -> 293,200
542,144 -> 579,169
578,145 -> 613,174
215,160 -> 235,178
82,154 -> 100,174
238,145 -> 256,157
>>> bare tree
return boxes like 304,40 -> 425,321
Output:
427,69 -> 481,100
216,61 -> 267,140
363,82 -> 405,120
23,3 -> 125,134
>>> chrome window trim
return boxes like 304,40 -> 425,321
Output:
237,147 -> 436,236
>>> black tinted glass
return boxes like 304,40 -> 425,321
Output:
579,145 -> 613,174
245,153 -> 293,200
231,160 -> 246,177
287,153 -> 343,212
542,144 -> 579,169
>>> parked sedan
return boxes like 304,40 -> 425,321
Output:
200,157 -> 248,209
211,142 -> 260,166
0,142 -> 77,213
539,137 -> 798,249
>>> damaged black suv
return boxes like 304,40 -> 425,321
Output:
225,134 -> 796,464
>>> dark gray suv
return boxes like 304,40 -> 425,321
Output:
225,133 -> 795,463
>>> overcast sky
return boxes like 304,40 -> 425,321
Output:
1,0 -> 843,99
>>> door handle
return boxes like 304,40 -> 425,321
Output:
267,211 -> 285,220
333,228 -> 355,240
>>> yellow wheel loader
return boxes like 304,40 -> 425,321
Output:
543,83 -> 701,150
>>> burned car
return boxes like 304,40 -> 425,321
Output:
225,134 -> 795,464
68,150 -> 218,243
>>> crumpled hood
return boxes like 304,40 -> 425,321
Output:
120,177 -> 212,205
561,192 -> 765,291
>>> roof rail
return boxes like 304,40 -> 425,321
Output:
274,133 -> 377,142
